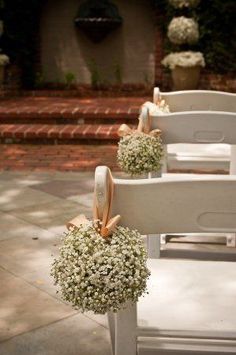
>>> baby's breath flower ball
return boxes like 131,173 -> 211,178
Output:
168,17 -> 199,45
51,223 -> 150,314
169,0 -> 200,8
117,132 -> 163,176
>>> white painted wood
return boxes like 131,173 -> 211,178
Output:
95,167 -> 236,354
152,88 -> 236,172
107,312 -> 115,355
112,174 -> 236,235
150,111 -> 236,145
230,145 -> 236,174
115,302 -> 137,355
150,91 -> 236,248
147,234 -> 161,258
154,88 -> 236,112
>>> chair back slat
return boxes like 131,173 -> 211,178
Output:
111,175 -> 236,235
154,89 -> 236,112
150,111 -> 236,144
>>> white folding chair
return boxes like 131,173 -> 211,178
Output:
95,166 -> 236,355
153,88 -> 236,173
142,95 -> 236,249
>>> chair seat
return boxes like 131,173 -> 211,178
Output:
168,144 -> 230,171
138,259 -> 236,334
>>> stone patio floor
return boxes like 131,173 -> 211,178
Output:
0,171 -> 236,355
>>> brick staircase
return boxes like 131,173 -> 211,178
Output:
0,96 -> 147,171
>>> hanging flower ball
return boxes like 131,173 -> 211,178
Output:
51,222 -> 150,314
168,16 -> 199,45
169,0 -> 200,8
117,132 -> 163,176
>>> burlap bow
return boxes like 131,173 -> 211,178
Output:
118,101 -> 162,138
67,169 -> 121,238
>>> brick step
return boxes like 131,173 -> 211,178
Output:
0,97 -> 146,124
0,123 -> 124,142
0,143 -> 119,171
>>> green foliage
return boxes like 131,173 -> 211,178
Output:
163,0 -> 236,73
114,63 -> 122,85
2,0 -> 235,90
197,0 -> 236,73
88,59 -> 101,88
34,71 -> 44,89
64,71 -> 76,89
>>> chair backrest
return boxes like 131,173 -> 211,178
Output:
149,110 -> 236,145
95,166 -> 236,235
153,87 -> 236,112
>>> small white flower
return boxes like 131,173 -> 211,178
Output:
168,16 -> 199,45
162,51 -> 205,70
117,132 -> 163,176
169,0 -> 200,8
51,224 -> 150,314
0,54 -> 9,66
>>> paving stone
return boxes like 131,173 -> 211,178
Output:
0,172 -> 56,186
0,231 -> 60,275
68,192 -> 93,208
0,211 -> 57,242
0,182 -> 61,212
0,267 -> 76,342
9,199 -> 91,232
31,179 -> 94,198
0,312 -> 110,355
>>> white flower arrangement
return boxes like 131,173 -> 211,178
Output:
152,100 -> 170,115
0,54 -> 9,66
162,51 -> 205,69
117,132 -> 163,176
168,16 -> 199,45
169,0 -> 200,8
51,222 -> 150,314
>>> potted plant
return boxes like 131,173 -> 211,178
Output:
162,51 -> 205,90
0,54 -> 9,85
162,0 -> 204,90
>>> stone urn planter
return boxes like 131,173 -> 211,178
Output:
162,51 -> 205,91
171,65 -> 201,90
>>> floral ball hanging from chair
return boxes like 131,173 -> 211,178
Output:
51,222 -> 150,314
117,132 -> 163,176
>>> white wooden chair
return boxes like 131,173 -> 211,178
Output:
153,88 -> 236,173
95,166 -> 236,355
141,94 -> 236,249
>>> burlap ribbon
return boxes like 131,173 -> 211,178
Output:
118,101 -> 162,138
67,169 -> 121,238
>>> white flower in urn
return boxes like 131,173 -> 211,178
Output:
162,51 -> 205,70
0,54 -> 9,66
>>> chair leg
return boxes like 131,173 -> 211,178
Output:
115,303 -> 137,355
230,145 -> 236,175
226,234 -> 236,247
107,312 -> 115,355
147,234 -> 161,258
